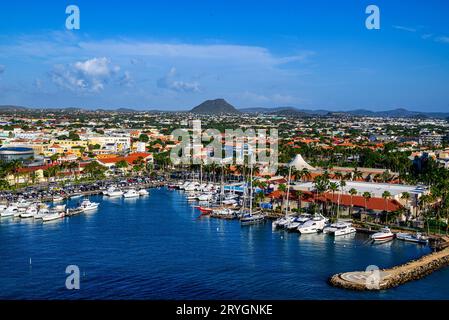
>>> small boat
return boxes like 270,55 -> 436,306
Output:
104,187 -> 124,197
70,193 -> 83,199
286,214 -> 312,231
323,222 -> 357,236
123,189 -> 139,198
15,199 -> 32,209
34,208 -> 50,219
20,206 -> 38,218
298,214 -> 328,234
396,232 -> 428,244
240,212 -> 265,225
198,193 -> 213,201
198,206 -> 213,215
371,227 -> 395,242
138,189 -> 149,196
2,205 -> 19,217
52,196 -> 64,202
80,200 -> 99,212
42,211 -> 65,222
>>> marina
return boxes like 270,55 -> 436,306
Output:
1,187 -> 447,300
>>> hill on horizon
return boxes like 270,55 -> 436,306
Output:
190,99 -> 240,115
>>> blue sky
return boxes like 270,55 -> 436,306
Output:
0,0 -> 448,111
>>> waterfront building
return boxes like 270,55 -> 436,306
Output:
0,146 -> 35,162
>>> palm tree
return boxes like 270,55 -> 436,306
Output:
329,182 -> 339,218
382,191 -> 392,223
349,188 -> 358,217
362,191 -> 372,213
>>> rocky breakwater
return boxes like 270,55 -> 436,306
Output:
329,246 -> 449,291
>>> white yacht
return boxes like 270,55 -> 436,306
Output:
80,199 -> 100,212
123,189 -> 139,198
323,222 -> 357,236
1,205 -> 19,217
286,214 -> 312,231
42,211 -> 65,222
15,199 -> 32,209
198,193 -> 213,201
138,189 -> 149,196
105,187 -> 124,198
371,227 -> 395,242
52,196 -> 64,202
240,212 -> 265,225
0,204 -> 8,214
20,206 -> 38,218
396,232 -> 428,244
298,214 -> 328,234
34,208 -> 50,219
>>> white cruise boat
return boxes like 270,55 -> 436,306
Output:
240,212 -> 265,225
138,189 -> 149,196
42,211 -> 65,222
396,232 -> 428,244
298,214 -> 328,234
20,206 -> 38,218
286,214 -> 312,231
105,187 -> 124,198
1,205 -> 19,217
198,193 -> 213,201
34,208 -> 50,219
52,196 -> 64,202
123,189 -> 139,198
15,199 -> 32,209
371,227 -> 395,242
323,222 -> 357,236
80,199 -> 100,212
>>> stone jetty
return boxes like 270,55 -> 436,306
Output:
329,246 -> 449,290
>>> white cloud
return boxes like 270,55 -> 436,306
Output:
435,36 -> 449,44
50,57 -> 120,93
393,25 -> 417,32
157,67 -> 200,93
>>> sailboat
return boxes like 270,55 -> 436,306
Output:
240,155 -> 264,225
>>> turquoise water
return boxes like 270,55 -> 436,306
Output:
0,188 -> 447,300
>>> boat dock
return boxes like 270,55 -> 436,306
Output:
329,244 -> 449,291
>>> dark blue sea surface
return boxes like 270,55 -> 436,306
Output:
0,188 -> 447,299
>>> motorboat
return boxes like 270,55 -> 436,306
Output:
70,193 -> 83,199
42,211 -> 65,222
104,186 -> 124,197
0,204 -> 8,214
240,212 -> 265,225
34,208 -> 50,219
1,205 -> 18,217
15,199 -> 32,209
80,200 -> 100,212
138,189 -> 149,196
298,214 -> 328,234
396,232 -> 428,244
286,214 -> 312,231
371,227 -> 395,242
20,206 -> 38,218
197,206 -> 213,215
52,196 -> 64,202
323,222 -> 357,236
198,193 -> 213,202
123,189 -> 139,198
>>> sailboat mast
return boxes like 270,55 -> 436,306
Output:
285,165 -> 292,217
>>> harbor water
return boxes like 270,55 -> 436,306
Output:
0,188 -> 447,300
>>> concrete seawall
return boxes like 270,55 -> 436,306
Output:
329,247 -> 449,290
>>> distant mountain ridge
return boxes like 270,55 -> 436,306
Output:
239,106 -> 449,119
1,104 -> 448,119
